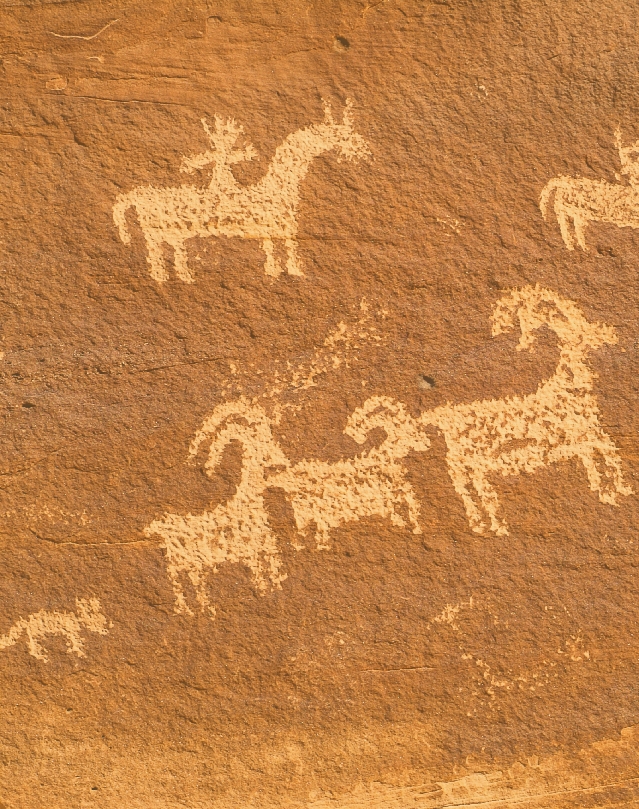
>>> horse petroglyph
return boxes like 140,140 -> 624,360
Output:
113,100 -> 370,283
145,286 -> 631,614
540,129 -> 639,250
418,285 -> 632,535
0,598 -> 110,662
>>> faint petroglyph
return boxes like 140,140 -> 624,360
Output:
113,100 -> 370,283
268,396 -> 430,549
540,129 -> 639,250
308,725 -> 639,808
0,598 -> 109,662
430,596 -> 475,631
144,400 -> 289,617
419,285 -> 631,535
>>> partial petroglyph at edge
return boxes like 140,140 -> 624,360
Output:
540,129 -> 639,250
0,599 -> 110,662
113,100 -> 371,284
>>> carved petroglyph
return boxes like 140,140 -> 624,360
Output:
113,100 -> 370,283
0,599 -> 109,662
540,129 -> 639,250
419,285 -> 632,535
146,286 -> 631,613
144,400 -> 289,616
145,396 -> 429,614
268,396 -> 430,549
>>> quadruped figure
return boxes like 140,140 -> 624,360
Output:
146,286 -> 632,616
113,100 -> 370,283
540,129 -> 639,250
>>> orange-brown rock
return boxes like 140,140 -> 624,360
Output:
2,1 -> 639,807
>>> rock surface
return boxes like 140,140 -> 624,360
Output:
2,1 -> 639,807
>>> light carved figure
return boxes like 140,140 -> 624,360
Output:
540,129 -> 639,250
418,285 -> 632,535
0,598 -> 109,662
144,399 -> 290,616
145,397 -> 429,615
113,100 -> 370,283
267,396 -> 430,548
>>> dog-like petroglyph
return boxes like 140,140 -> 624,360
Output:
419,285 -> 631,535
113,100 -> 370,283
0,598 -> 110,662
540,129 -> 639,250
145,286 -> 631,615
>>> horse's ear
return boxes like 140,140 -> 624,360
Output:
342,98 -> 354,127
615,126 -> 624,151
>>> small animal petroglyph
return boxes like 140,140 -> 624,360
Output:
0,598 -> 109,662
540,129 -> 639,250
419,285 -> 631,534
145,396 -> 429,615
113,100 -> 370,284
268,396 -> 429,549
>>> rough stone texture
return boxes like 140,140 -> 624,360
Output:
2,1 -> 639,807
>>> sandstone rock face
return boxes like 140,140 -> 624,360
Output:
2,2 -> 639,807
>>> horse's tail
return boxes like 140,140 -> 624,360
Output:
539,178 -> 562,220
113,192 -> 133,244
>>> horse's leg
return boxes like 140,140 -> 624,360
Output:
573,215 -> 589,251
554,198 -> 575,250
144,233 -> 169,283
262,238 -> 282,277
285,239 -> 304,277
171,237 -> 195,284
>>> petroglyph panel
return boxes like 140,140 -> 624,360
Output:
4,3 -> 639,808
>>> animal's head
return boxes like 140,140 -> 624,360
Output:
615,128 -> 639,185
180,116 -> 257,174
491,284 -> 617,354
189,398 -> 289,478
345,395 -> 430,455
318,99 -> 372,163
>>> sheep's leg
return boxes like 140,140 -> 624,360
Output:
446,460 -> 488,534
144,234 -> 170,283
262,238 -> 282,278
285,239 -> 304,277
472,472 -> 508,536
580,439 -> 633,505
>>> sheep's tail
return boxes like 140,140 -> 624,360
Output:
113,193 -> 133,244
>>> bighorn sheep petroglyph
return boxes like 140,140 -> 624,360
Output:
144,399 -> 289,616
418,285 -> 632,535
145,396 -> 429,615
267,396 -> 430,549
540,129 -> 639,250
113,100 -> 370,283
